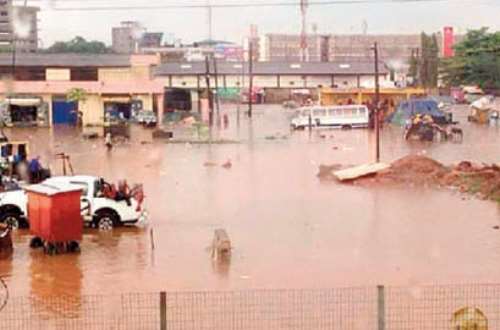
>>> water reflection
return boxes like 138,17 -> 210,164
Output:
30,251 -> 83,319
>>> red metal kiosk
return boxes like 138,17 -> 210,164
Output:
25,182 -> 83,255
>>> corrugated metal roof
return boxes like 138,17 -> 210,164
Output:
154,61 -> 387,76
0,53 -> 131,67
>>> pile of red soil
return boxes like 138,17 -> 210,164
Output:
324,155 -> 500,203
377,155 -> 449,185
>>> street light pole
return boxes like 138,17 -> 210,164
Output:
373,42 -> 380,163
248,39 -> 253,118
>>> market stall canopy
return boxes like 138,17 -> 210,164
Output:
5,98 -> 41,106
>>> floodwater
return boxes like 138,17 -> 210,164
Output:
1,104 -> 500,301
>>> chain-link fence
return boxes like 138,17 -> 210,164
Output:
1,284 -> 499,329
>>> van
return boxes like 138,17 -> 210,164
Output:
291,105 -> 369,130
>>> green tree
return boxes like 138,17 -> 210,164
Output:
67,87 -> 88,104
406,33 -> 439,88
45,36 -> 112,54
408,50 -> 419,86
420,33 -> 439,88
441,28 -> 500,89
67,88 -> 88,126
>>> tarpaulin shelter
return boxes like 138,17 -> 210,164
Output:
388,99 -> 449,126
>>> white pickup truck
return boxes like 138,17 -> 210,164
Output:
0,175 -> 148,230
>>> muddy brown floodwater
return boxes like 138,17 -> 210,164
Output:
1,104 -> 500,301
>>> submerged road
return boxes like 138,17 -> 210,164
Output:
1,104 -> 500,300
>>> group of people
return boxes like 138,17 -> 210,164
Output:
404,113 -> 448,141
99,179 -> 131,205
97,178 -> 144,211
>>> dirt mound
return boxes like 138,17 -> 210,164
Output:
390,155 -> 446,174
324,154 -> 500,204
376,155 -> 448,185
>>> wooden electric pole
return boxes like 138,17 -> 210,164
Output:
248,40 -> 253,118
212,56 -> 220,121
373,42 -> 381,163
205,55 -> 213,126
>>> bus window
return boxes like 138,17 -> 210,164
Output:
313,109 -> 326,117
359,107 -> 367,115
345,108 -> 355,117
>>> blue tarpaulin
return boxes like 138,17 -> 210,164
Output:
389,99 -> 448,126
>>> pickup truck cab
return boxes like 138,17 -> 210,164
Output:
0,175 -> 147,231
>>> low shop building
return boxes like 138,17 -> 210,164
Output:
154,61 -> 390,103
0,53 -> 163,127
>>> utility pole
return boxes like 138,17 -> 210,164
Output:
373,42 -> 380,163
205,55 -> 213,126
248,40 -> 253,118
207,0 -> 213,41
300,0 -> 308,62
11,35 -> 16,79
415,47 -> 421,87
212,56 -> 220,122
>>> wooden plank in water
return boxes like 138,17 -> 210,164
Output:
333,163 -> 390,181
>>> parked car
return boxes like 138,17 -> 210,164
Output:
136,110 -> 157,126
0,175 -> 147,230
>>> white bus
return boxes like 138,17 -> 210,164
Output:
291,105 -> 370,130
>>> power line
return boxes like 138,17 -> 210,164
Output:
19,0 -> 477,11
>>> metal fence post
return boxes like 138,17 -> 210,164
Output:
377,285 -> 385,330
160,291 -> 167,330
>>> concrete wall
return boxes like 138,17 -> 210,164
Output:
135,94 -> 153,110
253,75 -> 278,88
225,75 -> 244,88
279,75 -> 306,88
42,94 -> 52,126
334,76 -> 358,88
306,76 -> 333,88
98,66 -> 151,82
171,75 -> 198,88
80,94 -> 102,126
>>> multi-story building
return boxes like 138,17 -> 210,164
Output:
260,34 -> 329,62
261,31 -> 461,64
112,22 -> 166,54
139,32 -> 163,49
0,0 -> 39,53
112,21 -> 142,54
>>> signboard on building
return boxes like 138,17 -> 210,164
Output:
443,26 -> 454,58
46,69 -> 70,81
214,44 -> 243,61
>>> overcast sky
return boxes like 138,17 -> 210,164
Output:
21,0 -> 500,47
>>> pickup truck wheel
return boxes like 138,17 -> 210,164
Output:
95,211 -> 117,231
0,212 -> 23,230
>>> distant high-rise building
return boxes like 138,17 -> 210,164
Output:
261,34 -> 325,62
139,32 -> 163,49
112,21 -> 165,54
262,32 -> 463,64
0,0 -> 39,53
